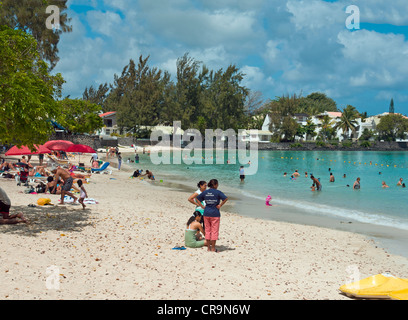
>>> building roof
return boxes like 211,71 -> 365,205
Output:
326,112 -> 342,118
99,111 -> 116,118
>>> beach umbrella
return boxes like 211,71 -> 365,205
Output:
65,144 -> 96,163
5,145 -> 51,156
44,140 -> 74,151
65,144 -> 96,154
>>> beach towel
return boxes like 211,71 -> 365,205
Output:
59,196 -> 98,204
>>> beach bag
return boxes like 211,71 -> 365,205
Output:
36,182 -> 46,193
37,198 -> 53,206
24,186 -> 35,194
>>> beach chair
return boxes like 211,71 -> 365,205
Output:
16,168 -> 29,186
91,162 -> 112,174
46,154 -> 70,167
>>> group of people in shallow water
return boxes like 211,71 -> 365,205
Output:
185,179 -> 228,252
284,168 -> 406,190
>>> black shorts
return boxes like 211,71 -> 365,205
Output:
0,200 -> 10,217
62,177 -> 74,192
240,175 -> 245,180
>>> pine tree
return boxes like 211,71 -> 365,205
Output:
389,98 -> 395,114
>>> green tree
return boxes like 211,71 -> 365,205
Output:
389,98 -> 395,114
0,26 -> 64,148
83,83 -> 110,112
319,115 -> 336,141
302,119 -> 317,141
58,98 -> 104,134
376,114 -> 408,141
334,105 -> 359,140
0,0 -> 72,69
105,56 -> 168,134
267,94 -> 300,142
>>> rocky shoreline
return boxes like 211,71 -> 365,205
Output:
256,141 -> 408,151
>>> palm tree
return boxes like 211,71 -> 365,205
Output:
319,115 -> 336,141
335,105 -> 359,140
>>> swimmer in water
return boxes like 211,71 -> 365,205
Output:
353,177 -> 360,190
310,175 -> 321,191
382,181 -> 389,188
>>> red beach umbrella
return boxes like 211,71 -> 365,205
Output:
65,144 -> 96,154
44,140 -> 74,151
65,144 -> 96,163
5,145 -> 51,156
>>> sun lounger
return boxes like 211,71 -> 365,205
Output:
46,154 -> 70,167
91,162 -> 112,174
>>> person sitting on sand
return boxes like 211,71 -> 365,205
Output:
51,167 -> 78,205
141,170 -> 155,180
382,181 -> 389,188
310,175 -> 322,191
0,187 -> 28,224
0,162 -> 15,171
45,176 -> 61,194
185,211 -> 207,248
20,156 -> 33,168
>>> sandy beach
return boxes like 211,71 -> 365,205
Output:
0,155 -> 407,300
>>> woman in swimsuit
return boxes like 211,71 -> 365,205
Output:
184,211 -> 207,248
353,177 -> 360,190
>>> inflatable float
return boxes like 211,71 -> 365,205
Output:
265,195 -> 272,206
389,288 -> 408,300
339,273 -> 408,299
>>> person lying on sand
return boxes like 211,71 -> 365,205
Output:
0,187 -> 28,224
0,162 -> 15,171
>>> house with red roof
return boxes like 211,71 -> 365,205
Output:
96,111 -> 118,136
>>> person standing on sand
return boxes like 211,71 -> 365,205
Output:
117,152 -> 122,171
188,181 -> 207,215
0,187 -> 28,224
196,179 -> 228,253
51,167 -> 78,205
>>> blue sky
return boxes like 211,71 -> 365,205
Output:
53,0 -> 408,116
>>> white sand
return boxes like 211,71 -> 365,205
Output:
0,159 -> 407,300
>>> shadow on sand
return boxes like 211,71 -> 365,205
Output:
1,204 -> 96,237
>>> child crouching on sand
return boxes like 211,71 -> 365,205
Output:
77,180 -> 88,209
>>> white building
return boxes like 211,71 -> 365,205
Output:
263,111 -> 379,142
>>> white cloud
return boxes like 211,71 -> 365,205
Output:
54,0 -> 408,114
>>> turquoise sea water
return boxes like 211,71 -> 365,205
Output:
126,150 -> 408,233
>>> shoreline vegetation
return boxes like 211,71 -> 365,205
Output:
1,153 -> 408,300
